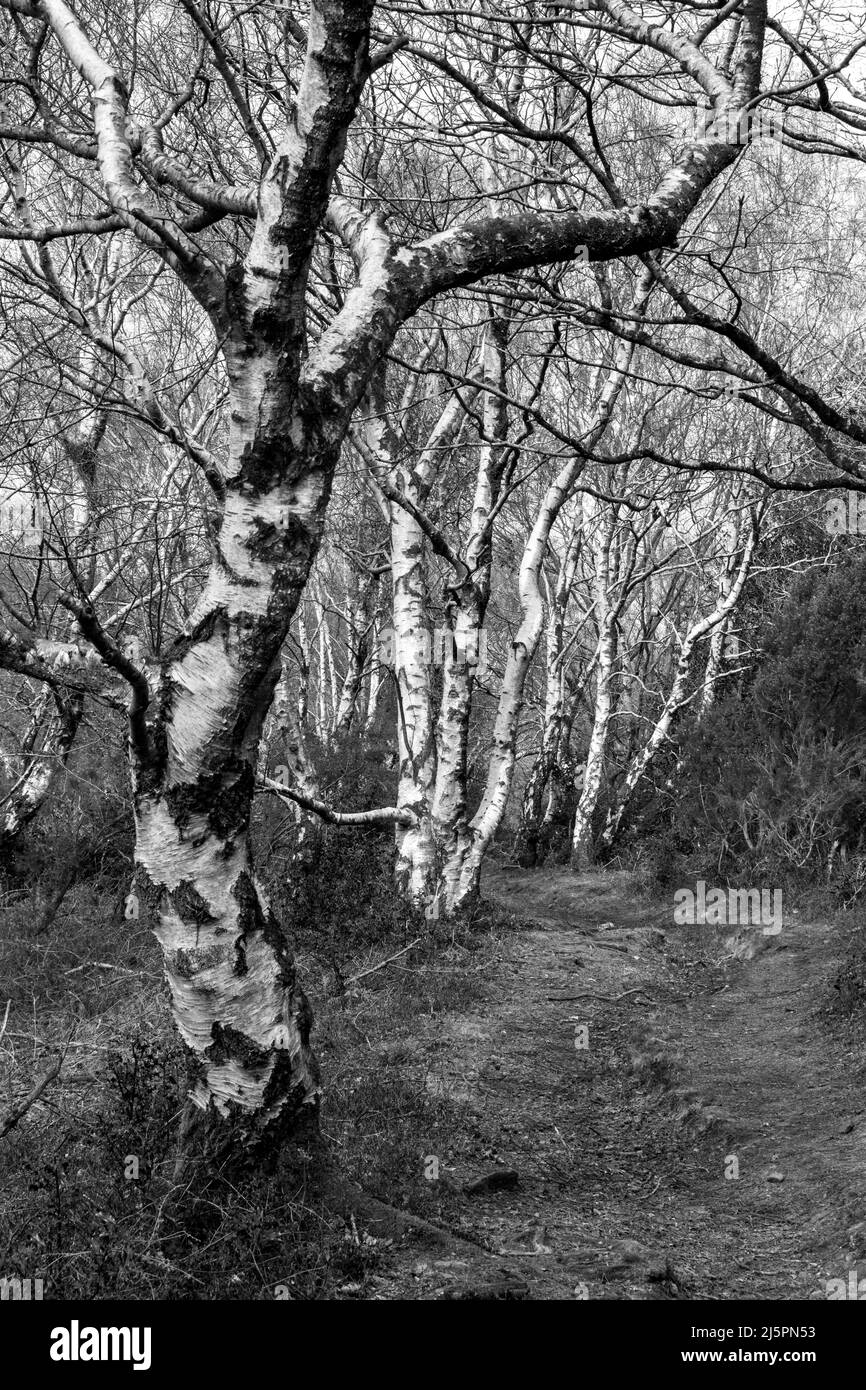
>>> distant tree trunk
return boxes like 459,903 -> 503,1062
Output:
320,611 -> 338,739
449,457 -> 585,907
362,369 -> 470,908
272,666 -> 322,877
600,510 -> 761,851
334,566 -> 378,738
388,490 -> 439,904
0,691 -> 82,854
571,504 -> 616,870
296,614 -> 311,727
519,520 -> 582,865
451,285 -> 649,909
1,392 -> 106,857
434,315 -> 509,909
363,618 -> 389,737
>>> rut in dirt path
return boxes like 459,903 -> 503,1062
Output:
378,864 -> 866,1300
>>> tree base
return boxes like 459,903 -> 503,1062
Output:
173,1081 -> 320,1183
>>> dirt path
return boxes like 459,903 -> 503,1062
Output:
371,864 -> 866,1300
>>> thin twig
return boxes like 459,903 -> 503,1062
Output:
3,1030 -> 112,1051
0,1028 -> 75,1138
346,937 -> 423,985
547,987 -> 657,1003
638,1175 -> 663,1201
64,962 -> 157,975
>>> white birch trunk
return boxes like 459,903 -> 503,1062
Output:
433,317 -> 508,908
449,281 -> 651,908
601,511 -> 761,849
132,362 -> 328,1140
571,503 -> 616,869
0,693 -> 82,852
334,568 -> 377,737
389,499 -> 437,903
519,521 -> 582,864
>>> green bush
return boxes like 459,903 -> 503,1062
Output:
660,552 -> 866,897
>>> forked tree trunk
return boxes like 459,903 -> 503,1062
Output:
0,0 -> 770,1155
361,370 -> 471,908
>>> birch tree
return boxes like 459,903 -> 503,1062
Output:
0,0 -> 789,1148
600,500 -> 764,851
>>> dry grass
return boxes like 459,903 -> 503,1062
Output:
0,853 -> 512,1300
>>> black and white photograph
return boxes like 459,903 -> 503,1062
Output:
0,0 -> 865,1357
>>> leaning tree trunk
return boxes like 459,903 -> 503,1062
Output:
448,460 -> 584,909
0,691 -> 83,855
696,615 -> 728,720
600,510 -> 761,852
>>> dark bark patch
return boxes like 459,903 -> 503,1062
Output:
172,942 -> 223,979
231,872 -> 296,989
207,1021 -> 270,1071
165,602 -> 223,666
208,762 -> 256,841
163,762 -> 254,843
247,511 -> 309,565
232,870 -> 262,976
261,1049 -> 319,1118
172,878 -> 217,927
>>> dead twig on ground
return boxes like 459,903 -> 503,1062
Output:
0,1027 -> 76,1138
346,937 -> 422,985
547,987 -> 658,1004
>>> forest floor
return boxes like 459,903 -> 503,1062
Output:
3,857 -> 866,1300
355,862 -> 866,1301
